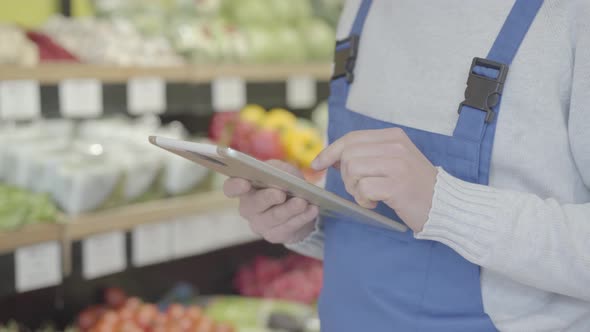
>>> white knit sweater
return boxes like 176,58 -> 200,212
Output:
289,1 -> 590,331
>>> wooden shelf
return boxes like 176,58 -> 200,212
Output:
0,191 -> 240,254
0,223 -> 62,255
65,191 -> 236,241
0,63 -> 332,84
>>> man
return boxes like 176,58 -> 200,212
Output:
224,1 -> 590,331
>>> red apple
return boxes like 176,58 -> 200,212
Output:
249,130 -> 285,161
229,120 -> 256,154
208,112 -> 238,142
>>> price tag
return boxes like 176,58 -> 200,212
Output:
132,223 -> 172,267
212,77 -> 246,111
82,231 -> 126,280
127,77 -> 166,115
59,79 -> 102,117
15,242 -> 61,293
0,80 -> 41,120
172,215 -> 217,259
214,211 -> 259,243
287,75 -> 316,109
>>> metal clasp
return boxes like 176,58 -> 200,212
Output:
458,57 -> 509,123
331,35 -> 360,83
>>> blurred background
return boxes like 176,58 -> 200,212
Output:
0,0 -> 342,331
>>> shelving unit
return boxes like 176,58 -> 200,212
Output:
0,63 -> 332,83
0,191 -> 249,253
0,223 -> 63,256
0,63 -> 332,120
65,190 -> 234,241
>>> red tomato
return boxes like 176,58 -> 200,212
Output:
167,304 -> 185,321
104,287 -> 128,309
154,312 -> 169,326
92,322 -> 115,332
195,317 -> 214,332
115,320 -> 142,332
100,310 -> 119,326
185,307 -> 203,321
78,307 -> 100,331
124,297 -> 142,311
135,303 -> 158,328
117,307 -> 136,321
177,317 -> 193,331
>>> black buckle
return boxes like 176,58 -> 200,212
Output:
458,57 -> 509,123
331,35 -> 360,83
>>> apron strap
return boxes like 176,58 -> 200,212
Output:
453,0 -> 544,142
350,0 -> 373,36
332,0 -> 373,82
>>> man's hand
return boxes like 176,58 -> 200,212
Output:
312,128 -> 437,232
223,160 -> 319,244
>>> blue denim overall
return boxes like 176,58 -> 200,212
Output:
319,1 -> 544,331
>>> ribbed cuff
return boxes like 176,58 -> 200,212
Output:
415,167 -> 513,264
285,217 -> 325,260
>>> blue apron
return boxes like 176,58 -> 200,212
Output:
319,1 -> 544,331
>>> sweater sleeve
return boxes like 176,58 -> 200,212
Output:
285,218 -> 325,260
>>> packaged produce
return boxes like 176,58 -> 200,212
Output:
233,254 -> 323,305
42,15 -> 183,66
51,145 -> 123,215
26,31 -> 79,62
298,18 -> 335,61
0,24 -> 38,66
205,296 -> 319,332
0,184 -> 57,230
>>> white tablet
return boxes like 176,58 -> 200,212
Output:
149,136 -> 407,232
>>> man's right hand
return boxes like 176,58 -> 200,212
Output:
222,160 -> 319,244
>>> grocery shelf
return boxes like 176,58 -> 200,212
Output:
0,63 -> 332,84
65,190 -> 236,241
0,222 -> 62,255
190,63 -> 331,83
0,191 -> 240,255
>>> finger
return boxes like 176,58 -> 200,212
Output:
264,205 -> 319,244
288,213 -> 319,243
312,127 -> 407,171
223,177 -> 252,197
257,197 -> 309,227
352,194 -> 378,209
341,157 -> 402,197
239,188 -> 287,217
354,176 -> 396,204
341,142 -> 408,164
251,198 -> 310,238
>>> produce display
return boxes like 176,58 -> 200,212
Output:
77,288 -> 235,332
0,0 -> 342,66
0,184 -> 57,231
0,24 -> 39,66
233,255 -> 323,305
41,15 -> 183,66
208,105 -> 326,183
205,296 -> 319,332
0,117 -> 210,216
